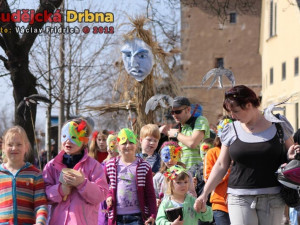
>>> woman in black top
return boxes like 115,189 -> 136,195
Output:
194,85 -> 300,225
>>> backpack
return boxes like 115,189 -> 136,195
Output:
275,122 -> 300,208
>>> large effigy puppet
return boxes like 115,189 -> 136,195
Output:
87,16 -> 180,133
120,17 -> 156,133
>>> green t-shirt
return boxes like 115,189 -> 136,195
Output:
156,194 -> 213,225
179,116 -> 210,169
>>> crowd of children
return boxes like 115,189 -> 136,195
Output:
2,85 -> 300,225
4,115 -> 297,225
0,117 -> 219,225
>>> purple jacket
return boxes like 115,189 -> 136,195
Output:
43,148 -> 109,225
105,156 -> 157,225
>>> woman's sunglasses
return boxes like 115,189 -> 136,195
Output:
171,107 -> 187,115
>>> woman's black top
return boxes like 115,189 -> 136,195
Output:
228,123 -> 284,189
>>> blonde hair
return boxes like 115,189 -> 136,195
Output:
2,126 -> 31,163
166,172 -> 190,195
88,130 -> 109,159
140,124 -> 160,140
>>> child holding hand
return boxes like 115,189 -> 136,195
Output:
0,126 -> 48,224
105,128 -> 157,225
43,118 -> 109,225
156,165 -> 213,225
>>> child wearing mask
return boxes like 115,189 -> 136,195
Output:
105,128 -> 157,225
43,118 -> 109,225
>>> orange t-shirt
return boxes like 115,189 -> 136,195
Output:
203,146 -> 230,213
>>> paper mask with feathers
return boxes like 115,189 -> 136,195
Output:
61,121 -> 89,147
107,134 -> 118,152
117,128 -> 137,145
160,141 -> 182,163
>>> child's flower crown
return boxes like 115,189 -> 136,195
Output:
164,165 -> 187,180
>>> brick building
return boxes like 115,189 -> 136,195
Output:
180,1 -> 262,125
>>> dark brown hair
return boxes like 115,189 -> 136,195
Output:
213,137 -> 221,148
223,85 -> 260,112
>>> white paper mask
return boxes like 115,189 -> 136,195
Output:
121,38 -> 154,82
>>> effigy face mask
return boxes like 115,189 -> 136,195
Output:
121,38 -> 154,82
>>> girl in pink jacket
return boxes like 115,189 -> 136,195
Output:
43,118 -> 109,225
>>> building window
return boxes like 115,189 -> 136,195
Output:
295,57 -> 299,76
270,0 -> 273,37
215,58 -> 224,68
282,62 -> 286,80
269,1 -> 277,37
229,12 -> 237,23
296,103 -> 299,130
275,3 -> 277,35
270,68 -> 274,84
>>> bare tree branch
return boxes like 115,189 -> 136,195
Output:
0,55 -> 8,62
21,0 -> 62,54
0,72 -> 10,78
